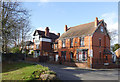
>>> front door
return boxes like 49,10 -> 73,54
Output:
61,51 -> 66,62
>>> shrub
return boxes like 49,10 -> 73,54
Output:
31,51 -> 34,55
11,47 -> 21,53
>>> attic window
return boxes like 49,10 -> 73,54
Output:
101,26 -> 104,32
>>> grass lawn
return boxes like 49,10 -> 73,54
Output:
2,61 -> 51,80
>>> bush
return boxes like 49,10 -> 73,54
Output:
10,47 -> 21,53
31,51 -> 34,55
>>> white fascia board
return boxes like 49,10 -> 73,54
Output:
40,38 -> 51,42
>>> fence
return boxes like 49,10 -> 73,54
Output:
2,53 -> 25,61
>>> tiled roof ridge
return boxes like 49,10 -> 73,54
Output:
70,21 -> 95,28
36,30 -> 57,35
70,19 -> 103,28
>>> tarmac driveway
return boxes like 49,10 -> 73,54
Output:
39,63 -> 119,81
25,61 -> 119,81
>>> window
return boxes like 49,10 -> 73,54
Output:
99,51 -> 101,60
62,39 -> 66,48
52,44 -> 54,48
70,38 -> 73,47
36,44 -> 39,49
61,51 -> 66,61
101,26 -> 104,32
26,46 -> 28,49
99,38 -> 101,47
105,55 -> 108,60
80,37 -> 84,46
76,50 -> 87,62
55,44 -> 57,49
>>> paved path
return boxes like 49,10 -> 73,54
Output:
24,61 -> 119,80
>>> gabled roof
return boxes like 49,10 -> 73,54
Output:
59,21 -> 97,40
33,30 -> 59,40
58,19 -> 109,40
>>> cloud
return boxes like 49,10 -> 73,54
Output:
100,12 -> 118,45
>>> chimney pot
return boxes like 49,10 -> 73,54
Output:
95,17 -> 99,27
64,25 -> 68,32
45,27 -> 49,37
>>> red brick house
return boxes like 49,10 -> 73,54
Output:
54,17 -> 113,68
33,27 -> 60,60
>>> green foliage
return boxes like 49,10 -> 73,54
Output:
23,49 -> 29,55
31,51 -> 34,55
113,44 -> 120,52
10,47 -> 21,53
2,62 -> 54,80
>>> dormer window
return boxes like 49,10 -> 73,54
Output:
100,26 -> 104,32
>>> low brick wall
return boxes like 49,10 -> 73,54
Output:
62,62 -> 89,68
92,63 -> 119,69
25,57 -> 39,62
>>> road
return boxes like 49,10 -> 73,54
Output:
39,63 -> 119,80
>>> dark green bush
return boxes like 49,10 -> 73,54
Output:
10,47 -> 21,53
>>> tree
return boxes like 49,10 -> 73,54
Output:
109,29 -> 118,45
112,44 -> 120,52
1,1 -> 31,53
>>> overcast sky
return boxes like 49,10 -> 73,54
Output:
22,2 -> 118,45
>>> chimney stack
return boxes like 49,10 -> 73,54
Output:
64,25 -> 68,32
57,33 -> 60,37
95,17 -> 99,27
45,27 -> 49,37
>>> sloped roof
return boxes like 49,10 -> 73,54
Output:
59,22 -> 97,40
33,30 -> 59,40
58,20 -> 104,40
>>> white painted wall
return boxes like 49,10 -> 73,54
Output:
40,38 -> 51,42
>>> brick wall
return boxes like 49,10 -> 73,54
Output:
92,22 -> 112,67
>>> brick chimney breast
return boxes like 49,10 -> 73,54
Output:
45,27 -> 49,37
95,17 -> 99,27
64,25 -> 68,32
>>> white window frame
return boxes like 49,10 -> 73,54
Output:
80,37 -> 84,46
36,44 -> 39,49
